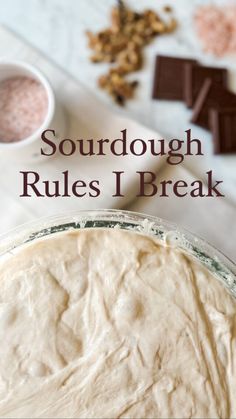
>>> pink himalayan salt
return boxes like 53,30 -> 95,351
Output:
225,6 -> 236,54
0,76 -> 48,143
195,5 -> 236,57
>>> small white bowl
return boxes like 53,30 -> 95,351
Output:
0,60 -> 57,162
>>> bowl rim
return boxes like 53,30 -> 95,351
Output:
0,209 -> 235,297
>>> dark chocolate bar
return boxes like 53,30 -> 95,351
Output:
184,64 -> 228,108
191,79 -> 236,129
210,107 -> 236,154
152,55 -> 197,101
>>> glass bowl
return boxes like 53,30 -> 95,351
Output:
0,209 -> 235,298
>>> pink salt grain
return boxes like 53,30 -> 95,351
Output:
225,6 -> 236,54
0,76 -> 48,143
195,5 -> 236,57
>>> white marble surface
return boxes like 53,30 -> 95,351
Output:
1,0 -> 236,205
0,0 -> 235,258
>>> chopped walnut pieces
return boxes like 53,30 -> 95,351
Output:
163,5 -> 173,13
86,4 -> 177,105
166,18 -> 178,33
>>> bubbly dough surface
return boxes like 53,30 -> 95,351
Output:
0,228 -> 235,418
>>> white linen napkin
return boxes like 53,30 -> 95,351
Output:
128,165 -> 236,262
0,24 -> 235,266
0,25 -> 166,232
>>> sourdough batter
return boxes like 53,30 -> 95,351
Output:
0,229 -> 235,418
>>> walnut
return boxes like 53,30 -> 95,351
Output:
86,3 -> 177,105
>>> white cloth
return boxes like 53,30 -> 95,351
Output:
0,26 -> 235,263
129,166 -> 236,262
0,25 -> 165,226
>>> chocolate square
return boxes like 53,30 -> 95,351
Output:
191,79 -> 236,130
184,64 -> 228,108
152,55 -> 197,101
210,108 -> 236,154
